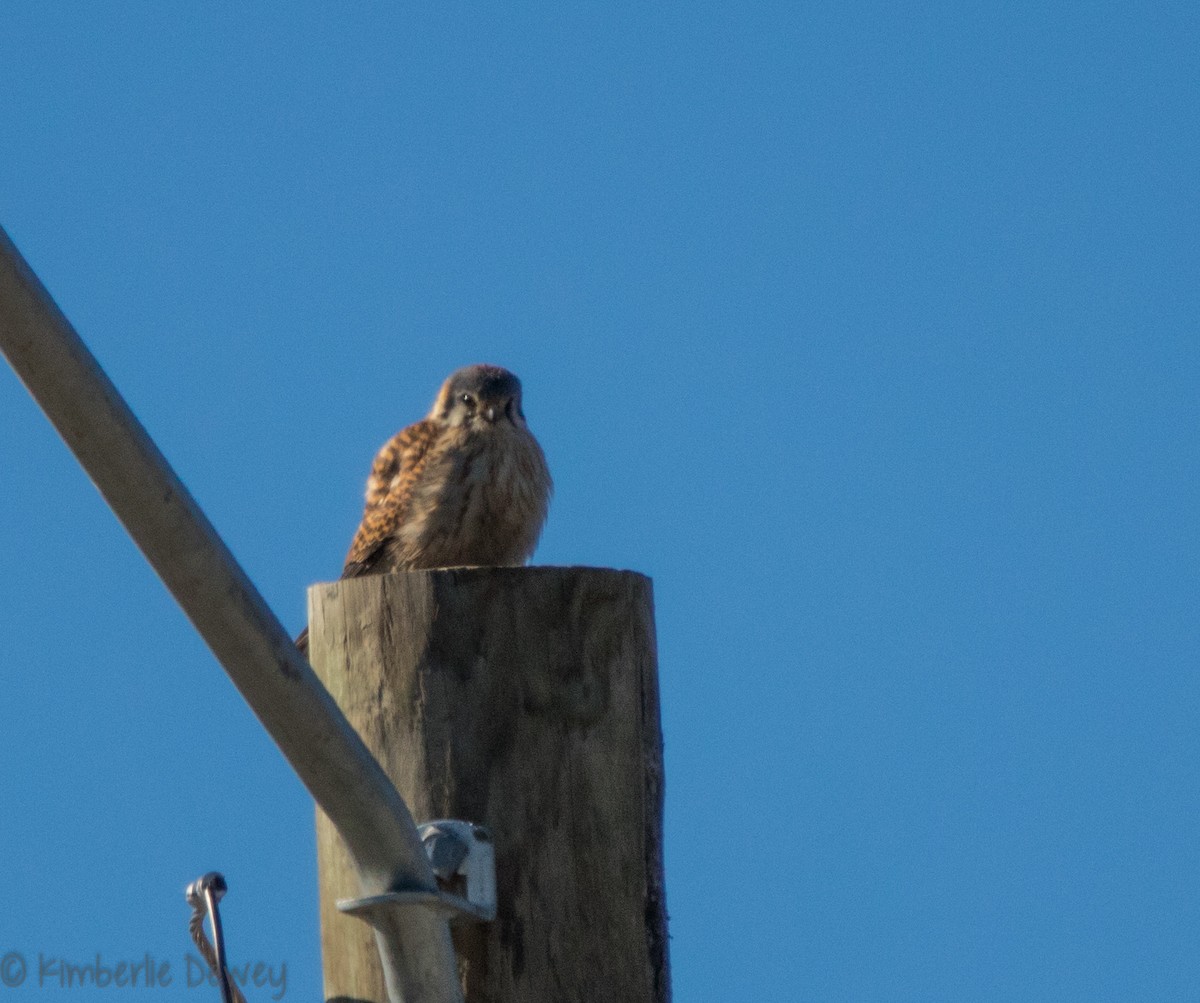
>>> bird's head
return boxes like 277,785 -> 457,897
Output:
433,364 -> 527,429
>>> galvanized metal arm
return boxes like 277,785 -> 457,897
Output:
0,225 -> 463,1003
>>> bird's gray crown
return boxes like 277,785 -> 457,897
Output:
447,364 -> 522,401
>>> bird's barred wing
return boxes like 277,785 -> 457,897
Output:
342,418 -> 440,577
362,428 -> 405,512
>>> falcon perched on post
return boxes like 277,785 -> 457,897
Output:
298,364 -> 551,651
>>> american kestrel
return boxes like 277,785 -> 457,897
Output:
298,364 -> 551,651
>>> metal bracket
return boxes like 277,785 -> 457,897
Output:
338,820 -> 497,925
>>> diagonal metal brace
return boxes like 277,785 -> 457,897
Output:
0,226 -> 465,1003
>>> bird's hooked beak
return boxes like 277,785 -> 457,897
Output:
482,404 -> 500,424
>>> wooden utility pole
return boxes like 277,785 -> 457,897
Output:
307,566 -> 670,1003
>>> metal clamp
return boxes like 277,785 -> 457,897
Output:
338,820 -> 496,925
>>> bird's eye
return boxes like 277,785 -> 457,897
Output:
459,393 -> 475,408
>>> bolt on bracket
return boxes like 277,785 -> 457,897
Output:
339,820 -> 497,925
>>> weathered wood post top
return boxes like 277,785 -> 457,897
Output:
308,565 -> 671,1003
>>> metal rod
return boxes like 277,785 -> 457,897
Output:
205,885 -> 235,1003
0,225 -> 463,1003
187,874 -> 245,1003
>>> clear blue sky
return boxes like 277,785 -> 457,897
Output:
1,5 -> 1197,1001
